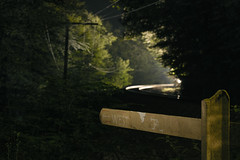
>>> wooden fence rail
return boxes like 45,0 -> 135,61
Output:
100,90 -> 239,160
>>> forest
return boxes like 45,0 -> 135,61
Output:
0,0 -> 240,159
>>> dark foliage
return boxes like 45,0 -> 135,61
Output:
0,0 -> 239,159
117,0 -> 240,103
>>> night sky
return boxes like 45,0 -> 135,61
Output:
84,0 -> 122,29
85,0 -> 112,13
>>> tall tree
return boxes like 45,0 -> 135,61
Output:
0,0 -> 85,108
66,12 -> 133,88
114,0 -> 240,103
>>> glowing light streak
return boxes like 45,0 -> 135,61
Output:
126,84 -> 175,91
138,84 -> 174,90
125,85 -> 145,90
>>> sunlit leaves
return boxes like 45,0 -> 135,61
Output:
66,12 -> 132,88
141,31 -> 166,59
103,58 -> 133,88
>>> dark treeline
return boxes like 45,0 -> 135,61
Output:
0,0 -> 131,159
0,0 -> 240,159
0,0 -> 134,111
0,0 -> 188,159
116,0 -> 240,104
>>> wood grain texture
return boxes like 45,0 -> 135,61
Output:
201,90 -> 230,160
100,108 -> 201,140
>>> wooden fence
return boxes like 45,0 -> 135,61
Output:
100,90 -> 239,160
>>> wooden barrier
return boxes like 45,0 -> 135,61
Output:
201,90 -> 230,160
100,108 -> 201,140
99,90 -> 231,160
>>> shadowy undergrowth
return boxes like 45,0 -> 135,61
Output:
1,81 -> 239,160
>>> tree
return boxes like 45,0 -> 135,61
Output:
103,58 -> 133,88
109,38 -> 173,85
0,0 -> 86,108
66,12 -> 133,89
114,0 -> 240,103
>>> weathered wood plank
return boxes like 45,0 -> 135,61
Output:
201,90 -> 230,160
100,108 -> 201,140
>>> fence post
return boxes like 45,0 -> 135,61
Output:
201,90 -> 230,160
